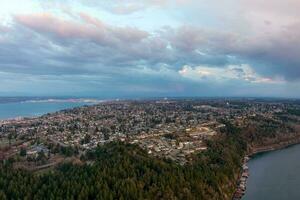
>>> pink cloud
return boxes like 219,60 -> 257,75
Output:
78,12 -> 104,28
0,25 -> 10,33
14,13 -> 148,46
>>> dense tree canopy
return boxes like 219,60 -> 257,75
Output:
0,131 -> 246,200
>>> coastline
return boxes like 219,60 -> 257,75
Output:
232,135 -> 300,200
249,136 -> 300,157
0,100 -> 102,123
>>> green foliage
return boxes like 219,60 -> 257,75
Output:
243,115 -> 293,144
59,146 -> 78,157
287,109 -> 300,116
81,134 -> 91,145
20,148 -> 27,157
0,125 -> 246,200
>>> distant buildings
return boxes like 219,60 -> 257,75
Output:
1,99 -> 299,165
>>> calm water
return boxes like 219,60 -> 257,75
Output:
0,102 -> 91,120
243,144 -> 300,200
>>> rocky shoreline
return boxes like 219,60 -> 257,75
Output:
232,156 -> 249,200
250,137 -> 300,156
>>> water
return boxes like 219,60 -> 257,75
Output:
0,101 -> 92,120
243,144 -> 300,200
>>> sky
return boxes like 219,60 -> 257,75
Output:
0,0 -> 300,98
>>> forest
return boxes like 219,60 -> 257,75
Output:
0,123 -> 246,200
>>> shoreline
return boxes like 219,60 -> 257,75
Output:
232,156 -> 249,200
0,101 -> 103,124
249,136 -> 300,157
232,136 -> 300,200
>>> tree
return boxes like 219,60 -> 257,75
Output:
0,139 -> 246,200
20,147 -> 27,157
37,150 -> 47,164
81,134 -> 91,144
0,190 -> 7,200
8,134 -> 13,146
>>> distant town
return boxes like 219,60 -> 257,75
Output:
0,98 -> 300,169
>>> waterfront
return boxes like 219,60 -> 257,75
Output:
0,101 -> 92,120
243,144 -> 300,200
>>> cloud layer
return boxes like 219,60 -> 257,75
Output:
0,0 -> 299,97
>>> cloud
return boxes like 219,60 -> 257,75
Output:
1,1 -> 300,97
3,11 -> 299,83
14,13 -> 148,45
178,64 -> 283,84
8,3 -> 300,81
77,0 -> 175,15
0,12 -> 166,77
159,23 -> 300,81
222,22 -> 300,81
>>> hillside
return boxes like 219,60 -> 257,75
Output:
0,128 -> 246,200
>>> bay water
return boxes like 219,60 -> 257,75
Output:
0,101 -> 92,120
243,144 -> 300,200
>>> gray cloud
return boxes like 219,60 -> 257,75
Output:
2,11 -> 300,82
1,8 -> 300,97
